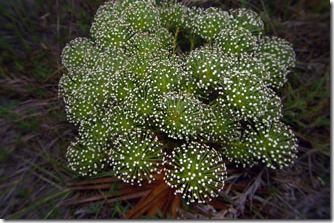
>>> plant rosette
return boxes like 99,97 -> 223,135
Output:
59,0 -> 298,209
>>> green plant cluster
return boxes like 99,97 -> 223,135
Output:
59,0 -> 298,204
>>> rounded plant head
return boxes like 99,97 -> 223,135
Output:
229,8 -> 264,35
249,121 -> 298,169
203,105 -> 241,143
123,0 -> 161,32
61,38 -> 98,72
224,121 -> 298,169
230,53 -> 270,85
78,117 -> 113,147
112,128 -> 164,186
214,26 -> 258,55
66,138 -> 112,177
154,91 -> 208,140
159,1 -> 191,31
58,69 -> 84,104
62,68 -> 115,125
90,0 -> 133,49
255,36 -> 296,89
105,105 -> 143,136
257,36 -> 296,68
94,47 -> 126,73
122,80 -> 160,124
127,29 -> 173,58
91,0 -> 123,26
64,90 -> 100,125
148,56 -> 183,94
109,71 -> 139,103
193,7 -> 230,40
185,46 -> 237,96
164,142 -> 227,204
92,19 -> 133,49
214,70 -> 282,123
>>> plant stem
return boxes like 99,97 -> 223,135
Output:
172,28 -> 179,54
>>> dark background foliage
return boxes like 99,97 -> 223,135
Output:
0,0 -> 330,219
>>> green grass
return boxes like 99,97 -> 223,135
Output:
0,0 -> 330,219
